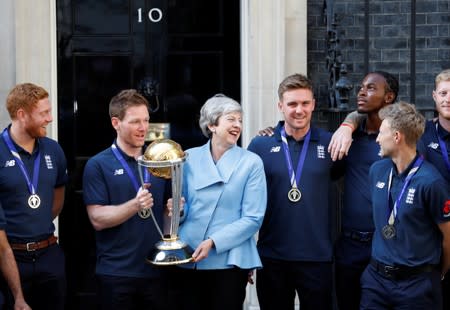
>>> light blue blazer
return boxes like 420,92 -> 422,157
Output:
179,141 -> 267,270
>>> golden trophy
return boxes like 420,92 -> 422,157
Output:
137,139 -> 193,265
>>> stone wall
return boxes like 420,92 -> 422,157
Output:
307,0 -> 450,121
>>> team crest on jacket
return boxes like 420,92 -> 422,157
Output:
317,145 -> 326,159
405,188 -> 415,204
45,155 -> 54,169
444,200 -> 450,218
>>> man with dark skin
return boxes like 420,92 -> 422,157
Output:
331,72 -> 398,310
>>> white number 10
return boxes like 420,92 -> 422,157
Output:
137,8 -> 163,23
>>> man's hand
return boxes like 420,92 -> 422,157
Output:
14,298 -> 31,310
258,127 -> 274,136
328,125 -> 354,161
136,184 -> 153,212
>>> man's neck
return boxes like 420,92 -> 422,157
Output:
438,115 -> 450,133
116,138 -> 142,159
391,146 -> 417,175
9,123 -> 35,153
284,124 -> 311,141
365,113 -> 382,133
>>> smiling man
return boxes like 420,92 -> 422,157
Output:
417,69 -> 450,309
248,74 -> 338,310
361,102 -> 450,309
82,89 -> 171,310
0,83 -> 68,310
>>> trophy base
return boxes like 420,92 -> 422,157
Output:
146,238 -> 194,266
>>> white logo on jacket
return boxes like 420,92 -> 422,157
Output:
5,160 -> 15,167
376,181 -> 385,189
45,155 -> 54,169
406,188 -> 416,204
114,169 -> 124,175
270,146 -> 281,152
427,142 -> 439,150
317,145 -> 326,159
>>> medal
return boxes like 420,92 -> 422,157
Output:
2,129 -> 42,209
288,187 -> 301,202
383,157 -> 423,240
28,194 -> 41,209
382,224 -> 396,239
139,208 -> 151,219
280,127 -> 311,204
111,143 -> 152,220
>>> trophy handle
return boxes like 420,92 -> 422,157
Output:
137,163 -> 165,239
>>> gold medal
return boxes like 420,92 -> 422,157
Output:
28,194 -> 41,209
288,187 -> 301,202
139,208 -> 151,219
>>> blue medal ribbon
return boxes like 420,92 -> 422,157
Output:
111,143 -> 149,192
2,128 -> 41,196
435,122 -> 450,173
386,156 -> 423,225
280,127 -> 311,191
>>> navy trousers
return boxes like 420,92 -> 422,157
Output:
1,244 -> 66,310
334,235 -> 372,310
256,257 -> 333,310
360,263 -> 442,310
96,274 -> 169,310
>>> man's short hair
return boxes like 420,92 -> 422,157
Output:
6,83 -> 49,119
378,101 -> 425,146
277,73 -> 314,101
109,89 -> 149,120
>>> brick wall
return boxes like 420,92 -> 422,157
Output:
307,0 -> 450,126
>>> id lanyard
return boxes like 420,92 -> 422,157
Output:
2,128 -> 41,208
386,156 -> 423,226
436,122 -> 450,173
111,143 -> 149,190
280,127 -> 311,202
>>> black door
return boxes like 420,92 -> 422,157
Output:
57,1 -> 240,308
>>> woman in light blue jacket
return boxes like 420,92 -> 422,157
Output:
176,94 -> 267,310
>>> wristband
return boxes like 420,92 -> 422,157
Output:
340,122 -> 354,130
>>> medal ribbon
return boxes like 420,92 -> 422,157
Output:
111,143 -> 149,192
280,127 -> 311,190
436,122 -> 450,173
2,128 -> 40,195
386,156 -> 423,225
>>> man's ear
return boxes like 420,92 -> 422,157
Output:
277,101 -> 283,112
394,130 -> 402,144
16,108 -> 26,120
111,117 -> 120,130
385,92 -> 395,104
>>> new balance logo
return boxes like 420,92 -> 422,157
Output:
427,142 -> 439,150
114,169 -> 124,175
376,181 -> 385,189
270,146 -> 281,152
4,160 -> 15,167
